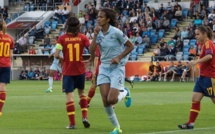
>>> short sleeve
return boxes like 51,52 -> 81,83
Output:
115,29 -> 128,45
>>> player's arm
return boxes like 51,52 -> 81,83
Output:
192,54 -> 212,65
89,26 -> 100,59
190,43 -> 213,66
10,49 -> 13,59
93,56 -> 99,74
117,40 -> 134,60
54,43 -> 63,60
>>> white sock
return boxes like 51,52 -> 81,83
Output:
117,89 -> 128,103
105,106 -> 120,128
48,76 -> 53,89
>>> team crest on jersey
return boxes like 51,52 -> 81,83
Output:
97,37 -> 103,43
206,49 -> 211,54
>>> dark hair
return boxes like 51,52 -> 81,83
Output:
0,20 -> 6,34
65,17 -> 80,36
99,8 -> 118,27
196,25 -> 214,40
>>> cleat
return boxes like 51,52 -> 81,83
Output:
130,81 -> 134,88
45,88 -> 53,93
110,127 -> 122,134
178,123 -> 194,129
66,125 -> 76,129
82,118 -> 90,128
124,87 -> 132,107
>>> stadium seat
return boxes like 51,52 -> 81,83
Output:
183,48 -> 189,53
170,19 -> 177,27
6,18 -> 12,24
44,21 -> 51,27
28,36 -> 35,45
23,4 -> 29,11
130,53 -> 137,61
30,4 -> 35,11
183,39 -> 190,46
13,13 -> 19,19
158,29 -> 165,39
41,3 -> 46,11
142,31 -> 149,37
51,21 -> 58,29
183,55 -> 189,61
182,8 -> 189,19
150,35 -> 158,44
137,45 -> 145,54
149,29 -> 156,37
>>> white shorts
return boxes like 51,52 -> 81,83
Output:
97,65 -> 125,90
50,63 -> 62,73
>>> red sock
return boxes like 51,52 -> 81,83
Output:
187,101 -> 200,124
87,87 -> 96,104
80,95 -> 88,119
0,91 -> 6,116
66,101 -> 75,126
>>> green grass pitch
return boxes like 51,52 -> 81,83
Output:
0,80 -> 215,134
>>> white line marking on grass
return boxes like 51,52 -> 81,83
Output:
139,127 -> 215,134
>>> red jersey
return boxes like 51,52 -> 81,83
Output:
199,40 -> 215,78
57,33 -> 90,76
95,46 -> 101,75
0,33 -> 14,67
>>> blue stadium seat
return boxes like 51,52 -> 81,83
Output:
23,4 -> 29,11
150,35 -> 158,44
183,48 -> 189,53
51,21 -> 58,29
149,29 -> 156,37
41,3 -> 46,11
130,52 -> 137,61
170,19 -> 177,27
141,31 -> 149,37
45,21 -> 51,27
183,55 -> 189,60
6,18 -> 12,24
137,45 -> 145,54
30,4 -> 35,11
182,8 -> 189,19
158,29 -> 165,39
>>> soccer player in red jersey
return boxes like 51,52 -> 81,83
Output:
0,20 -> 14,117
178,25 -> 215,129
54,17 -> 90,129
87,46 -> 100,106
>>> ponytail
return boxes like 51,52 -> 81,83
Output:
0,20 -> 6,34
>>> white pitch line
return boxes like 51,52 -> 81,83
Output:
138,127 -> 215,134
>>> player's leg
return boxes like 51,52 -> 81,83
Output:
98,66 -> 122,134
0,67 -> 10,117
77,74 -> 90,128
0,83 -> 6,117
46,69 -> 55,93
87,74 -> 97,106
178,77 -> 205,129
63,76 -> 76,129
100,84 -> 122,134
